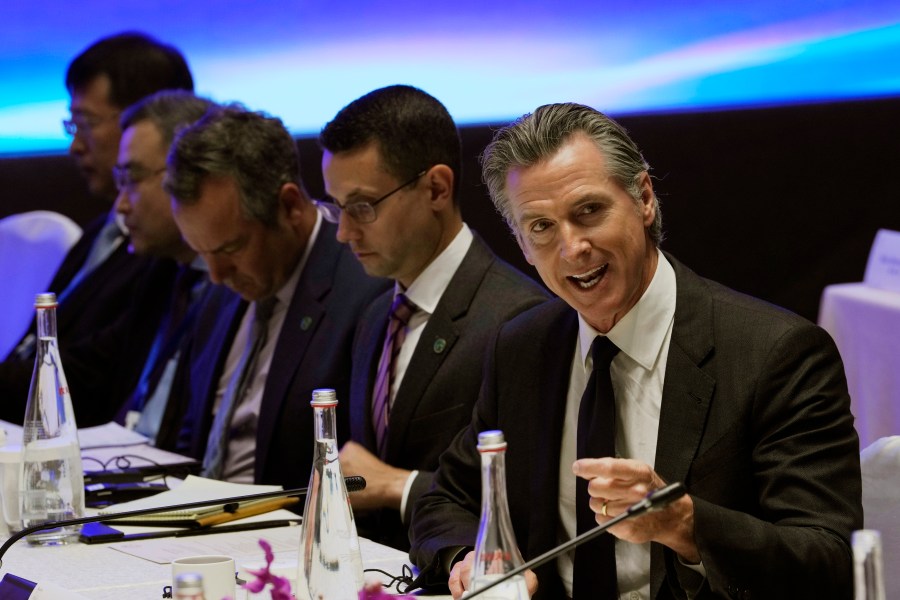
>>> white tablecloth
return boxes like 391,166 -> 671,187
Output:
819,283 -> 900,448
0,424 -> 435,598
0,524 -> 417,599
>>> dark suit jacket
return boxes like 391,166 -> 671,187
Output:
168,220 -> 390,491
410,255 -> 862,599
350,233 -> 548,550
0,215 -> 171,425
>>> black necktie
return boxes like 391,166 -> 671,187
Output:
574,335 -> 620,599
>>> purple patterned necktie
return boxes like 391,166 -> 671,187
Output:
371,293 -> 416,457
574,335 -> 620,599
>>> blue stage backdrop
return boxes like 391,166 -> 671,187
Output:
3,0 -> 900,155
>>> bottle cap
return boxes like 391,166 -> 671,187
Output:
477,430 -> 507,452
174,571 -> 204,594
34,293 -> 58,308
310,388 -> 338,407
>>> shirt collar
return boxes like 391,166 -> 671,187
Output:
189,254 -> 208,272
399,223 -> 474,314
578,249 -> 676,371
273,208 -> 322,308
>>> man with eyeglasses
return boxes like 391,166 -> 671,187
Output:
0,32 -> 194,425
2,91 -> 216,430
319,85 -> 548,551
164,106 -> 389,488
107,91 -> 218,445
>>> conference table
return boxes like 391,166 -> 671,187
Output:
0,522 -> 415,599
818,282 -> 900,449
0,422 -> 435,599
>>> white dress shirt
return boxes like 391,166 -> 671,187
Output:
557,250 -> 676,600
382,223 -> 474,519
220,211 -> 322,482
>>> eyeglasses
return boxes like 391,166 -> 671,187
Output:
62,112 -> 119,137
320,169 -> 428,224
113,165 -> 167,192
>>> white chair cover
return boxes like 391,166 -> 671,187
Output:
0,210 -> 82,359
861,436 -> 900,598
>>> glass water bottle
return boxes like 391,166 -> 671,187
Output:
470,430 -> 529,599
853,529 -> 886,600
299,389 -> 364,600
173,573 -> 206,600
19,292 -> 85,545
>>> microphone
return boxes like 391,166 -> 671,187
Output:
0,475 -> 366,567
463,482 -> 686,599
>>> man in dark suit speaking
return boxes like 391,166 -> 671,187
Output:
319,85 -> 548,550
410,104 -> 862,599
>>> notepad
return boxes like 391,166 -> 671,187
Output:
98,475 -> 282,527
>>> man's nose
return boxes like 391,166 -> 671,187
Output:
204,255 -> 231,285
115,189 -> 131,215
335,211 -> 360,244
559,223 -> 590,261
68,132 -> 87,156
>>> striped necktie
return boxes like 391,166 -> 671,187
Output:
371,293 -> 416,458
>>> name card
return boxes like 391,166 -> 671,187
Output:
864,229 -> 900,292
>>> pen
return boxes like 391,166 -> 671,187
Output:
197,496 -> 300,527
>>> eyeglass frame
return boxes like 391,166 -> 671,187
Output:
62,112 -> 120,137
319,168 -> 428,224
113,165 -> 167,192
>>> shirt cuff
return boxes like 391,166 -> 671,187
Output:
677,556 -> 706,577
399,470 -> 420,523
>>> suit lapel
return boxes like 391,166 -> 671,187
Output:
383,236 -> 495,462
654,256 -> 716,483
650,255 -> 716,598
255,224 -> 338,473
527,303 -> 579,559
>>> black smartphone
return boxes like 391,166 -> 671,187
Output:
84,481 -> 169,507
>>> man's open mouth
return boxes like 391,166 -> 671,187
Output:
567,264 -> 608,289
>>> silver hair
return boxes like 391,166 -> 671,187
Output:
481,103 -> 662,246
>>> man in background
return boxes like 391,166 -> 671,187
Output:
166,106 -> 389,487
410,103 -> 861,599
319,85 -> 548,550
1,91 -> 215,428
108,90 -> 217,443
0,32 -> 194,423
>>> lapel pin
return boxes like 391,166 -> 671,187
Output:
433,338 -> 447,354
300,316 -> 313,331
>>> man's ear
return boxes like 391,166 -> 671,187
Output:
426,164 -> 454,212
637,171 -> 656,227
278,182 -> 307,225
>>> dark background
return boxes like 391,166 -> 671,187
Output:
2,96 -> 898,322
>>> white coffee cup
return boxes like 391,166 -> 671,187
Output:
0,443 -> 22,535
172,555 -> 236,600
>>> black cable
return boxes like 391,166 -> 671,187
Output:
363,564 -> 418,594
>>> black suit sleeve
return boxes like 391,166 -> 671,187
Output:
687,323 -> 860,598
